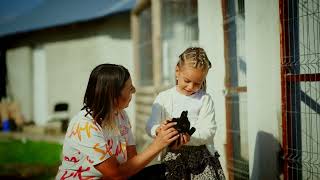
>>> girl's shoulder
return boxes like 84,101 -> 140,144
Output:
200,91 -> 213,99
190,90 -> 214,107
158,86 -> 175,96
185,89 -> 208,101
154,87 -> 175,102
200,92 -> 215,107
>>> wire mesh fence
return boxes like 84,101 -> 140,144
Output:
280,0 -> 320,179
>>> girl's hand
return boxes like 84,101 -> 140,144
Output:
154,121 -> 179,149
181,133 -> 190,144
170,133 -> 190,150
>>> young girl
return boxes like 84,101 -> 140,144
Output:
56,64 -> 179,179
146,47 -> 225,180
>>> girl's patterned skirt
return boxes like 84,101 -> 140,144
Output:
162,145 -> 225,180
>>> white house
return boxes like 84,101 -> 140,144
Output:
0,0 -> 136,129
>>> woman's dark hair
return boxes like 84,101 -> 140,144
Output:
82,64 -> 130,126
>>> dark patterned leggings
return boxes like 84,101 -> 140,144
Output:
162,145 -> 226,180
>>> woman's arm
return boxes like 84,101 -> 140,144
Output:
95,122 -> 179,178
127,145 -> 137,160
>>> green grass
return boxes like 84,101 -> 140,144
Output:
0,139 -> 62,166
0,138 -> 62,179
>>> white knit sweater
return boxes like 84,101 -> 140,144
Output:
145,86 -> 217,155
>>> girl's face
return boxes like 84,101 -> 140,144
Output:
116,77 -> 136,110
175,65 -> 207,96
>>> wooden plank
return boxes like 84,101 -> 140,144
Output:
132,0 -> 151,15
136,103 -> 152,115
136,113 -> 150,123
136,86 -> 157,95
131,11 -> 140,84
151,0 -> 162,86
136,95 -> 155,105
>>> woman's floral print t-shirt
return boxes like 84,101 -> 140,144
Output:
56,110 -> 135,180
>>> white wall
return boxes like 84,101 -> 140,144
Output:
198,0 -> 227,175
199,0 -> 282,179
6,47 -> 33,122
45,35 -> 134,125
246,0 -> 282,179
6,13 -> 135,126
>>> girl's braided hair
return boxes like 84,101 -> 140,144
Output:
176,47 -> 212,91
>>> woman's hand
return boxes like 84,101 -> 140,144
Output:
155,120 -> 171,136
153,121 -> 179,149
96,121 -> 178,179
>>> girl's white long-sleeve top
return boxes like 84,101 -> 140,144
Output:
145,86 -> 217,155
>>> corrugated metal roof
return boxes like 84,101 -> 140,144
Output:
0,0 -> 135,38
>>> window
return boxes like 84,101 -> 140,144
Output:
138,6 -> 153,86
222,0 -> 249,179
161,0 -> 198,86
131,0 -> 199,155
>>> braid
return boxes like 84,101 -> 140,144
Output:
177,47 -> 212,91
178,47 -> 212,69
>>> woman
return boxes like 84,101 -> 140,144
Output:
56,63 -> 179,179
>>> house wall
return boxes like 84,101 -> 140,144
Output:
199,0 -> 282,179
6,47 -> 33,122
45,34 -> 135,126
6,12 -> 135,127
198,0 -> 227,175
246,0 -> 282,179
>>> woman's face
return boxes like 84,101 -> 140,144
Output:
116,77 -> 136,110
